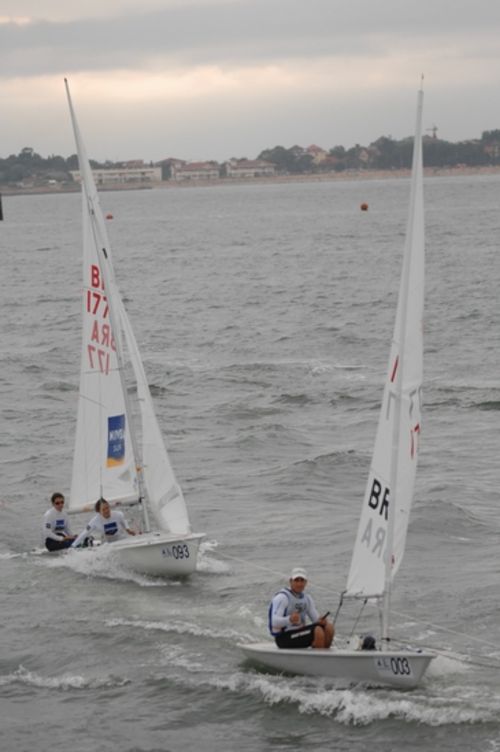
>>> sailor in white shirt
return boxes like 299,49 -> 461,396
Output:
72,497 -> 136,548
268,567 -> 335,649
43,492 -> 76,551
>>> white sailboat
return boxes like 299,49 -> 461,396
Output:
240,85 -> 435,688
64,79 -> 204,576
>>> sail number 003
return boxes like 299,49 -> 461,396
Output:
390,656 -> 412,675
377,655 -> 413,676
161,544 -> 190,559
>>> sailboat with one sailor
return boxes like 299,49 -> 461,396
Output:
240,84 -> 435,688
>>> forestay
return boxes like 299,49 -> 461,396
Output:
345,88 -> 424,599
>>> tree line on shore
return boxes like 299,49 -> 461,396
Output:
2,129 -> 500,186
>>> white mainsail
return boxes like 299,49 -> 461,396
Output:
345,87 -> 424,600
67,84 -> 137,512
66,79 -> 191,536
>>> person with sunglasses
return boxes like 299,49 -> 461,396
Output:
268,567 -> 334,649
42,492 -> 76,551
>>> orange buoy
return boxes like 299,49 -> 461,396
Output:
360,203 -> 368,211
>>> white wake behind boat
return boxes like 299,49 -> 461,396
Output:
240,84 -> 435,688
64,80 -> 204,576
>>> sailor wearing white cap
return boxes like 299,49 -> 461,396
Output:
268,567 -> 334,649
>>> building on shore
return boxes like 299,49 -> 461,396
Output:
70,166 -> 161,186
224,159 -> 276,178
305,145 -> 328,164
170,161 -> 221,181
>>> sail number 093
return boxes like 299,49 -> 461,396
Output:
161,544 -> 190,560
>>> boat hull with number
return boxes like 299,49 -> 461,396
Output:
240,642 -> 434,689
109,532 -> 205,576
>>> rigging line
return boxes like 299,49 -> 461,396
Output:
456,657 -> 500,671
349,599 -> 368,638
388,606 -> 500,652
310,581 -> 500,653
210,548 -> 500,653
388,637 -> 500,671
211,549 -> 293,581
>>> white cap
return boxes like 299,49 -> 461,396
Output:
290,567 -> 307,580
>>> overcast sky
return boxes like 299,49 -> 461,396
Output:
2,0 -> 500,162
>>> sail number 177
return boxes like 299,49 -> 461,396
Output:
87,290 -> 109,318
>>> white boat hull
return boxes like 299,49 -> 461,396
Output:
108,531 -> 205,576
239,642 -> 435,689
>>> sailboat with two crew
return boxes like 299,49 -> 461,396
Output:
64,80 -> 204,576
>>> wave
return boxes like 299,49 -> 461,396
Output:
168,357 -> 367,377
34,538 -> 227,583
426,384 -> 500,411
197,539 -> 232,574
105,617 -> 251,643
148,383 -> 169,397
476,400 -> 500,411
143,652 -> 500,726
41,380 -> 76,393
0,546 -> 25,559
0,665 -> 129,691
273,392 -> 315,405
413,497 -> 495,534
293,448 -> 359,466
35,545 -> 173,587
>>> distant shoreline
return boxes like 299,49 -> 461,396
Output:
4,164 -> 500,197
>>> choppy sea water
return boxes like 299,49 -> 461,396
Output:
1,175 -> 500,751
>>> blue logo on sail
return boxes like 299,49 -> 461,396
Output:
107,414 -> 125,467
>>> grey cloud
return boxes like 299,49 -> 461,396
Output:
2,0 -> 500,77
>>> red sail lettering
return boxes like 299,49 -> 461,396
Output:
410,423 -> 421,459
98,349 -> 110,374
101,324 -> 111,347
88,344 -> 96,369
90,320 -> 100,343
87,290 -> 101,315
91,264 -> 101,289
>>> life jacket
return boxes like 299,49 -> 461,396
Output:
268,588 -> 309,636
